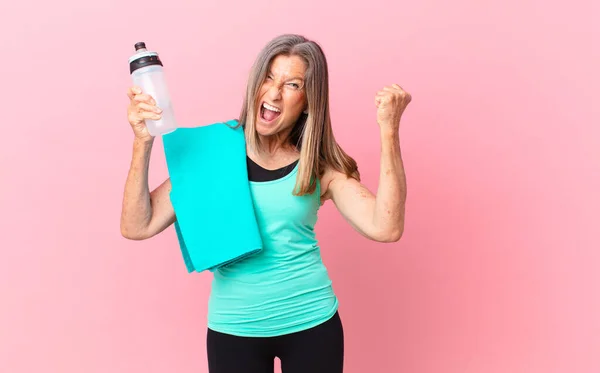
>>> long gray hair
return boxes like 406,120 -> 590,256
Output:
237,34 -> 359,195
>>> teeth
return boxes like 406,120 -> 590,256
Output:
263,102 -> 281,112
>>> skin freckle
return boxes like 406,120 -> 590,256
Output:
354,189 -> 365,198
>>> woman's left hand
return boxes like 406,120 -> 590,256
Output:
375,84 -> 412,133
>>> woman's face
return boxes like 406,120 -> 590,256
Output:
255,54 -> 307,138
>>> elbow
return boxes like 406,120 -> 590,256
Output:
371,223 -> 404,243
387,229 -> 404,242
378,229 -> 403,243
120,222 -> 149,241
121,230 -> 148,241
121,232 -> 141,241
121,228 -> 140,240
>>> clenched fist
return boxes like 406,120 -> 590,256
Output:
375,84 -> 411,132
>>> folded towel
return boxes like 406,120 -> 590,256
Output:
161,119 -> 263,272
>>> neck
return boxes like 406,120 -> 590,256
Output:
257,127 -> 295,156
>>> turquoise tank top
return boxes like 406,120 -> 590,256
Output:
206,161 -> 339,337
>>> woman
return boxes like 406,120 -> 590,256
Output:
120,34 -> 410,373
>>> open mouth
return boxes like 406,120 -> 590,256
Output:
260,101 -> 282,123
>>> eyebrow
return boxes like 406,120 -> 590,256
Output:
268,71 -> 305,81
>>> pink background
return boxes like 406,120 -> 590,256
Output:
1,1 -> 599,372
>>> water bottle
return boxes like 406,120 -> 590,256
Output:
128,42 -> 178,136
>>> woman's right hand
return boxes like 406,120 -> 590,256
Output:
126,86 -> 163,142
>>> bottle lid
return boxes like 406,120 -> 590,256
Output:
129,41 -> 163,74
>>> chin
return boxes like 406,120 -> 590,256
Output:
256,126 -> 276,137
255,114 -> 283,137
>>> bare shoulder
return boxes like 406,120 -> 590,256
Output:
319,165 -> 374,206
319,165 -> 355,202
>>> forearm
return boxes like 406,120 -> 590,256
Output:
120,137 -> 154,239
372,128 -> 407,240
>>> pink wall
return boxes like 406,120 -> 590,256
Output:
1,1 -> 598,372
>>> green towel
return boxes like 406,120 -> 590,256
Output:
162,119 -> 263,272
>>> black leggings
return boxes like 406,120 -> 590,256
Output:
207,312 -> 344,373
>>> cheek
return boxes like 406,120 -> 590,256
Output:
257,85 -> 268,99
285,94 -> 306,113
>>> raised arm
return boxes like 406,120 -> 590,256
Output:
120,86 -> 176,240
324,84 -> 410,242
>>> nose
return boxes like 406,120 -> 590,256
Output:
266,82 -> 282,101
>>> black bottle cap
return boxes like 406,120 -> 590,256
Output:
129,42 -> 163,74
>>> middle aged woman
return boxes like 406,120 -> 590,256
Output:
121,33 -> 411,373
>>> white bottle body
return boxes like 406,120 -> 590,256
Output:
131,64 -> 177,136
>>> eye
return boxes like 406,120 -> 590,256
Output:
288,82 -> 300,89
